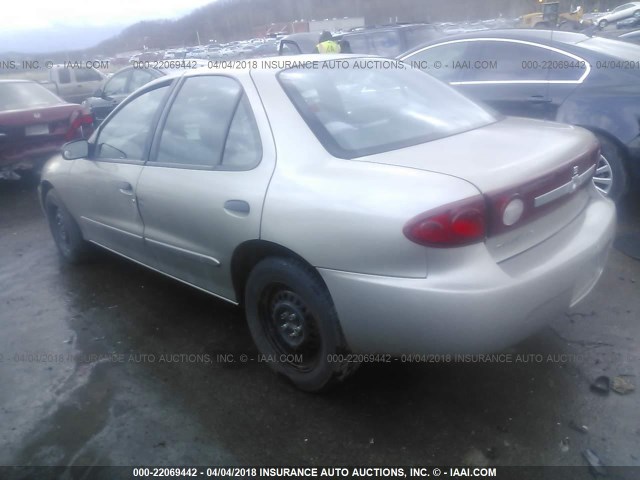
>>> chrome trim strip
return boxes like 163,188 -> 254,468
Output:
534,164 -> 595,208
451,80 -> 581,85
87,240 -> 237,306
80,216 -> 143,240
145,237 -> 221,267
402,37 -> 591,85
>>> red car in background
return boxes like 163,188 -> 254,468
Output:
0,79 -> 93,180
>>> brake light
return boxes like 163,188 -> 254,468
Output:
403,196 -> 486,248
65,110 -> 94,141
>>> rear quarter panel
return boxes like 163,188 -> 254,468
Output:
251,69 -> 482,278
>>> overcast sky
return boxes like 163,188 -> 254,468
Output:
2,0 -> 215,32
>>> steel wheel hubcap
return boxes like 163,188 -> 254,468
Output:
592,154 -> 613,196
273,298 -> 307,349
259,286 -> 321,371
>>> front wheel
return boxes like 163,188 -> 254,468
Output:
599,19 -> 608,28
592,134 -> 628,202
45,189 -> 93,263
244,257 -> 358,392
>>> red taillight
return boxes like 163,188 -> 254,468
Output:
65,110 -> 94,141
403,196 -> 487,248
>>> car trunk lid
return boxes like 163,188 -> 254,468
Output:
0,104 -> 83,139
359,117 -> 600,262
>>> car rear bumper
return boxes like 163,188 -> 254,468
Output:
319,191 -> 616,355
0,140 -> 64,171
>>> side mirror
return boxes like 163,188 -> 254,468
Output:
62,139 -> 89,160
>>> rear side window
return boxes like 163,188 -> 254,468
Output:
279,59 -> 496,159
471,41 -> 586,82
222,95 -> 262,169
155,76 -> 261,169
406,40 -> 587,83
96,85 -> 169,160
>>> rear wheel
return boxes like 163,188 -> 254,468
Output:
244,257 -> 358,392
592,134 -> 628,202
45,190 -> 93,263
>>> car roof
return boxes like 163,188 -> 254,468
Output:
621,29 -> 640,37
152,53 -> 378,83
281,32 -> 321,41
426,28 -> 588,44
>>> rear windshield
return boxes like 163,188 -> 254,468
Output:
577,37 -> 640,61
0,82 -> 63,110
278,59 -> 496,159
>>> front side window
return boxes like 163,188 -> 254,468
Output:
280,41 -> 302,55
279,59 -> 496,159
404,41 -> 479,82
155,76 -> 261,169
76,68 -> 103,82
344,34 -> 370,54
96,85 -> 169,160
103,71 -> 130,96
129,70 -> 155,93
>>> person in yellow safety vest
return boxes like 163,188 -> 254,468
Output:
315,31 -> 342,54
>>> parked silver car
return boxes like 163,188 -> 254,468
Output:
596,1 -> 640,28
40,55 -> 616,391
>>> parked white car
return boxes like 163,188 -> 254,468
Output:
597,2 -> 640,27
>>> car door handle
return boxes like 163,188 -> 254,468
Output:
224,200 -> 250,215
528,95 -> 551,104
118,182 -> 134,195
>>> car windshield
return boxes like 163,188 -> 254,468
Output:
0,82 -> 63,110
278,59 -> 497,158
577,37 -> 640,61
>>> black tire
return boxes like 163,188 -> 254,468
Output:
244,257 -> 358,392
44,189 -> 92,263
592,134 -> 628,202
599,19 -> 608,28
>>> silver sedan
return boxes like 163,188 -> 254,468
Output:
40,55 -> 616,391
